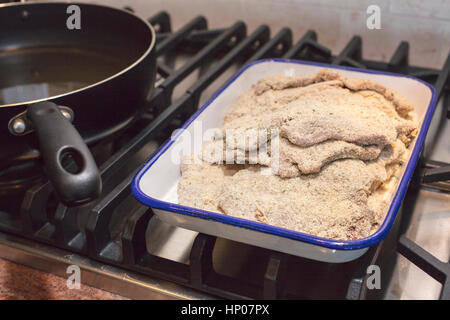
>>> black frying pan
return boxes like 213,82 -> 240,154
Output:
0,2 -> 156,206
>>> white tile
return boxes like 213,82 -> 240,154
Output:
338,9 -> 450,68
274,0 -> 390,11
389,0 -> 450,20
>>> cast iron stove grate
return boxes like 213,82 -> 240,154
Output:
0,9 -> 448,299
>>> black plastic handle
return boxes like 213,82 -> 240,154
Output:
27,102 -> 102,206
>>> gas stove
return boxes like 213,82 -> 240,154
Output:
0,8 -> 449,300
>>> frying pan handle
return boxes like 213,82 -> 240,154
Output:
27,102 -> 102,206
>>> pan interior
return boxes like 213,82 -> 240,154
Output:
0,3 -> 154,106
0,46 -> 130,105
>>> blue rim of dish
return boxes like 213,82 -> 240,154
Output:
132,58 -> 438,251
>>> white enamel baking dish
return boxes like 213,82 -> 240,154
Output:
132,59 -> 437,263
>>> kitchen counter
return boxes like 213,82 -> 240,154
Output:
0,258 -> 127,300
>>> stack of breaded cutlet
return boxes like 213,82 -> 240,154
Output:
177,69 -> 417,240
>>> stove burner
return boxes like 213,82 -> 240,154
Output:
0,9 -> 448,300
0,160 -> 43,197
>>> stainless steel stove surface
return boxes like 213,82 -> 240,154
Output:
0,9 -> 449,300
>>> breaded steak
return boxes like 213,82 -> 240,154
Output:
177,69 -> 417,241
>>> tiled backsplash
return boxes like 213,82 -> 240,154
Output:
72,0 -> 450,68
